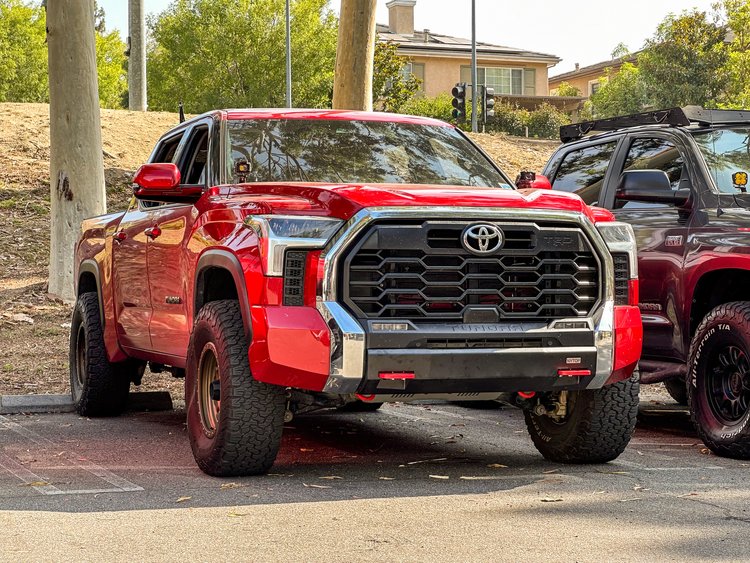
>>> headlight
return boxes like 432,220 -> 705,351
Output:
245,215 -> 343,276
596,221 -> 638,278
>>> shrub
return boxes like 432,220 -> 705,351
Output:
399,93 -> 454,122
526,103 -> 571,139
488,102 -> 529,136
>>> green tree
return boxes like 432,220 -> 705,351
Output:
590,62 -> 648,118
719,0 -> 750,108
372,40 -> 420,112
147,0 -> 337,113
0,0 -> 127,108
638,9 -> 729,107
0,0 -> 47,103
553,82 -> 581,97
96,30 -> 128,109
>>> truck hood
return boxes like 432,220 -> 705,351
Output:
207,182 -> 605,223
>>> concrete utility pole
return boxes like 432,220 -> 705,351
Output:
128,0 -> 147,111
47,0 -> 106,301
333,0 -> 377,111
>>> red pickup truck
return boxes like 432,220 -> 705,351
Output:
71,109 -> 642,476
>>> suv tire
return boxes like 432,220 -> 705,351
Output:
524,374 -> 639,463
186,300 -> 286,476
69,292 -> 131,417
664,377 -> 688,406
687,302 -> 750,459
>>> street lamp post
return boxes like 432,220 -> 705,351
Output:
286,0 -> 292,108
471,0 -> 478,133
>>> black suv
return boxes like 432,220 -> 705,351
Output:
543,106 -> 750,458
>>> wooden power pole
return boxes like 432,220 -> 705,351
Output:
128,0 -> 147,111
47,0 -> 106,301
333,0 -> 377,111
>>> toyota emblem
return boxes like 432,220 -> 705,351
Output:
462,223 -> 504,255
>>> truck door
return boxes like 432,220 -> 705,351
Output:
111,131 -> 186,352
602,134 -> 695,362
147,122 -> 211,359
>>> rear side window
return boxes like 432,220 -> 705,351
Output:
622,138 -> 684,190
551,142 -> 617,205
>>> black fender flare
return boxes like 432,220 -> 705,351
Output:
78,259 -> 105,326
194,250 -> 253,342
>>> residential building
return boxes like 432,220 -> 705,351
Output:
378,0 -> 561,99
549,53 -> 639,98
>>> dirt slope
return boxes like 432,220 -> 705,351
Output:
0,102 -> 557,396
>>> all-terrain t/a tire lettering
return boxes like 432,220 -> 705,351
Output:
69,292 -> 131,417
687,302 -> 750,459
524,374 -> 640,463
186,300 -> 286,476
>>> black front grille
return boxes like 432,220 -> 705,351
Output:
612,253 -> 630,305
342,221 -> 601,322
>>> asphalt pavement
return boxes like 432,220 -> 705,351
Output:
1,399 -> 748,561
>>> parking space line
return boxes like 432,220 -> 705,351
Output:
0,415 -> 143,495
0,453 -> 63,494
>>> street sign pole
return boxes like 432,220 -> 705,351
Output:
470,0 -> 478,133
285,0 -> 292,108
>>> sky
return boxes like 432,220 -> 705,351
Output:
98,0 -> 717,75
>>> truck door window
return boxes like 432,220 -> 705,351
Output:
152,133 -> 183,164
551,142 -> 617,205
616,137 -> 686,208
179,126 -> 209,186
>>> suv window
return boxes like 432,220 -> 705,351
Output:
616,137 -> 686,209
551,142 -> 617,205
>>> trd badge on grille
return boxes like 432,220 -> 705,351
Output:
461,223 -> 504,255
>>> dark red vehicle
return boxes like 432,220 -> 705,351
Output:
543,106 -> 750,458
72,109 -> 642,476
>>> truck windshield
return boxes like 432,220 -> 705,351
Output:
226,118 -> 511,188
693,127 -> 750,193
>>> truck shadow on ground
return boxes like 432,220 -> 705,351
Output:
0,403 -> 710,513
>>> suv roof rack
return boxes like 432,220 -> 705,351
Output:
560,106 -> 750,143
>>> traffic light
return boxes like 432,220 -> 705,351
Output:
482,86 -> 495,123
451,83 -> 467,122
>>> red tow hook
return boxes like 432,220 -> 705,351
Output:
517,391 -> 536,399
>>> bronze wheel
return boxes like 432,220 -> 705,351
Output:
198,343 -> 220,436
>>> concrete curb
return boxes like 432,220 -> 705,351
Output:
0,391 -> 174,415
0,394 -> 74,415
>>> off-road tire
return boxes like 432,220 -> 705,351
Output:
69,292 -> 131,417
664,377 -> 688,406
338,401 -> 383,412
186,300 -> 286,476
687,302 -> 750,459
524,374 -> 639,463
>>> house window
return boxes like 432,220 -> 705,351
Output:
589,80 -> 601,96
403,62 -> 425,91
460,66 -> 533,96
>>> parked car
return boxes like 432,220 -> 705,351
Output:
72,109 -> 641,476
542,106 -> 750,459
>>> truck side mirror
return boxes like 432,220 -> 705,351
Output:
133,163 -> 202,203
516,171 -> 552,190
616,170 -> 690,206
